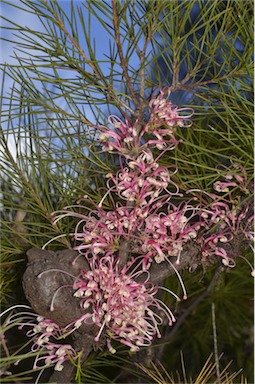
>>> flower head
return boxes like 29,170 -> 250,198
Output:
145,88 -> 194,150
141,201 -> 200,264
2,309 -> 76,371
98,88 -> 194,156
72,255 -> 176,352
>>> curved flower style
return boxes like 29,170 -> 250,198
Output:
71,255 -> 176,352
99,115 -> 142,157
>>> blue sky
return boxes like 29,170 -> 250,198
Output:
1,1 -> 118,85
1,0 -> 143,117
1,0 -> 124,156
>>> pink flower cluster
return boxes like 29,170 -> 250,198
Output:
145,88 -> 193,150
99,88 -> 194,153
2,309 -> 76,372
53,197 -> 200,265
52,90 -> 197,268
194,161 -> 253,266
71,256 -> 176,352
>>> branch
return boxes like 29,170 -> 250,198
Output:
111,0 -> 138,107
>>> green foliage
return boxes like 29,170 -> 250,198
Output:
0,0 -> 253,382
160,253 -> 254,381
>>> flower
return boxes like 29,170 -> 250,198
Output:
213,180 -> 238,193
201,233 -> 236,267
34,343 -> 76,371
72,255 -> 176,352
